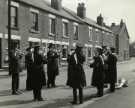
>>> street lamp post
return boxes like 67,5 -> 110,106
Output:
8,0 -> 12,75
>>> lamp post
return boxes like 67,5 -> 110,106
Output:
8,0 -> 12,75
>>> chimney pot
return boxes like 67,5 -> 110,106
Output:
77,3 -> 86,19
111,23 -> 116,27
51,0 -> 62,10
97,14 -> 104,26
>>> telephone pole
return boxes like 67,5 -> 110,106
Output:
8,0 -> 12,75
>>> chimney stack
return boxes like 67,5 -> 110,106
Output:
111,23 -> 116,27
77,3 -> 86,19
51,0 -> 62,10
97,14 -> 104,26
120,19 -> 124,28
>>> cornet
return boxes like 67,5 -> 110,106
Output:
15,48 -> 25,57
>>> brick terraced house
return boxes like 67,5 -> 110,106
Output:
0,0 -> 129,68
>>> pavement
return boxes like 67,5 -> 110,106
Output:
0,58 -> 135,108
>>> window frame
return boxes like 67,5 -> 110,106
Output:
89,26 -> 93,41
11,5 -> 18,28
31,12 -> 39,31
87,47 -> 92,58
49,18 -> 56,36
62,19 -> 69,38
73,23 -> 79,40
61,45 -> 68,60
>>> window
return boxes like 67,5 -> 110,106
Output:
63,22 -> 68,37
29,42 -> 39,47
49,18 -> 56,35
95,29 -> 99,42
89,27 -> 92,41
31,12 -> 39,31
62,45 -> 68,59
11,6 -> 18,28
88,47 -> 92,58
74,25 -> 79,40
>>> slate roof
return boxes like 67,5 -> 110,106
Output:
64,7 -> 112,33
19,0 -> 112,33
111,25 -> 121,34
111,23 -> 130,38
20,0 -> 81,23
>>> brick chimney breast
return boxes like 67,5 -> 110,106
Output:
97,14 -> 104,26
77,3 -> 86,19
111,23 -> 116,27
51,0 -> 62,10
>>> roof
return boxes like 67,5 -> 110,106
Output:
20,0 -> 81,23
64,7 -> 112,33
111,25 -> 121,34
19,0 -> 112,33
111,23 -> 130,38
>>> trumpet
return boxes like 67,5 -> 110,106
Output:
15,48 -> 25,56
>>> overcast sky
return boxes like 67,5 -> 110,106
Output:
45,0 -> 135,43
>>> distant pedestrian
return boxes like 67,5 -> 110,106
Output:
68,43 -> 86,104
31,45 -> 47,101
107,47 -> 117,92
90,47 -> 104,97
25,47 -> 33,91
11,48 -> 23,95
47,44 -> 59,88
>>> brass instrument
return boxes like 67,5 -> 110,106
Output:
15,48 -> 25,57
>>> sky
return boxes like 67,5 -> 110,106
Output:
45,0 -> 135,43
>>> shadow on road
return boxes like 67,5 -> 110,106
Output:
0,99 -> 33,107
0,89 -> 28,97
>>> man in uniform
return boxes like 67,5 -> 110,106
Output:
25,47 -> 33,90
31,45 -> 47,101
47,44 -> 59,88
107,47 -> 118,92
11,48 -> 22,95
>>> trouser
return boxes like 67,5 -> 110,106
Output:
12,73 -> 19,93
110,83 -> 115,92
33,88 -> 42,100
73,87 -> 83,103
26,77 -> 32,90
47,72 -> 56,87
97,85 -> 104,96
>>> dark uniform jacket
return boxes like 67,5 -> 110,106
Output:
25,53 -> 33,73
107,53 -> 117,83
90,56 -> 104,87
47,51 -> 59,77
25,53 -> 34,90
31,53 -> 47,89
67,52 -> 86,88
10,52 -> 22,74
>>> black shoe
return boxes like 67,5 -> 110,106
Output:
26,88 -> 32,91
97,94 -> 103,97
12,91 -> 20,95
33,98 -> 37,101
110,90 -> 115,93
37,98 -> 44,101
79,101 -> 83,104
52,85 -> 56,88
71,101 -> 77,105
17,90 -> 23,94
47,84 -> 50,88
